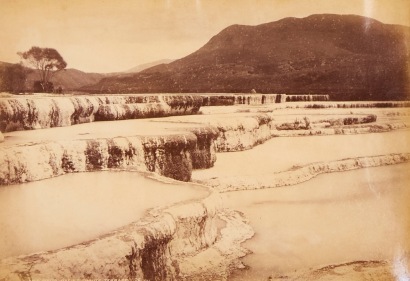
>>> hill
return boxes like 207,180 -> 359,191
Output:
0,62 -> 28,93
84,14 -> 410,100
125,59 -> 174,73
26,68 -> 105,90
0,62 -> 105,92
0,59 -> 177,93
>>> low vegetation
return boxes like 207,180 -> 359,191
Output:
320,114 -> 377,128
276,117 -> 311,130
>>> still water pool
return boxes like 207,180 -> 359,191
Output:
0,171 -> 209,259
225,163 -> 410,280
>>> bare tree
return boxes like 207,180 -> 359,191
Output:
18,46 -> 67,92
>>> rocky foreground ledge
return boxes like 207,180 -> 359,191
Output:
0,111 -> 259,279
0,185 -> 253,281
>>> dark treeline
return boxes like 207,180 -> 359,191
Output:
0,63 -> 28,93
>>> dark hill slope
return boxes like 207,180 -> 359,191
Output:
26,68 -> 105,90
85,14 -> 410,100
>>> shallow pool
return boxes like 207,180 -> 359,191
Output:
193,130 -> 410,180
225,163 -> 410,280
0,171 -> 209,259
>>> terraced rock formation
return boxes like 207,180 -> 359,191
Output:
0,190 -> 253,281
0,94 -> 202,132
1,98 -> 409,280
0,93 -> 331,133
0,126 -> 220,184
197,153 -> 410,192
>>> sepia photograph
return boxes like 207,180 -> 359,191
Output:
0,0 -> 409,280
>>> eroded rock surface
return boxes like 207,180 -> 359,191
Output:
0,129 -> 218,184
196,153 -> 410,192
0,95 -> 202,132
0,191 -> 253,281
0,192 -> 215,280
1,99 -> 409,280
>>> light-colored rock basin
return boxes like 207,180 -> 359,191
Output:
0,171 -> 209,259
0,102 -> 409,280
193,130 -> 410,182
225,163 -> 410,280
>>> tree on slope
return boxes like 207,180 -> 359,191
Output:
18,46 -> 67,92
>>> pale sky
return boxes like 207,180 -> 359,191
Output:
1,0 -> 409,73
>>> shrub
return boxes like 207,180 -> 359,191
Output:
33,81 -> 54,93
